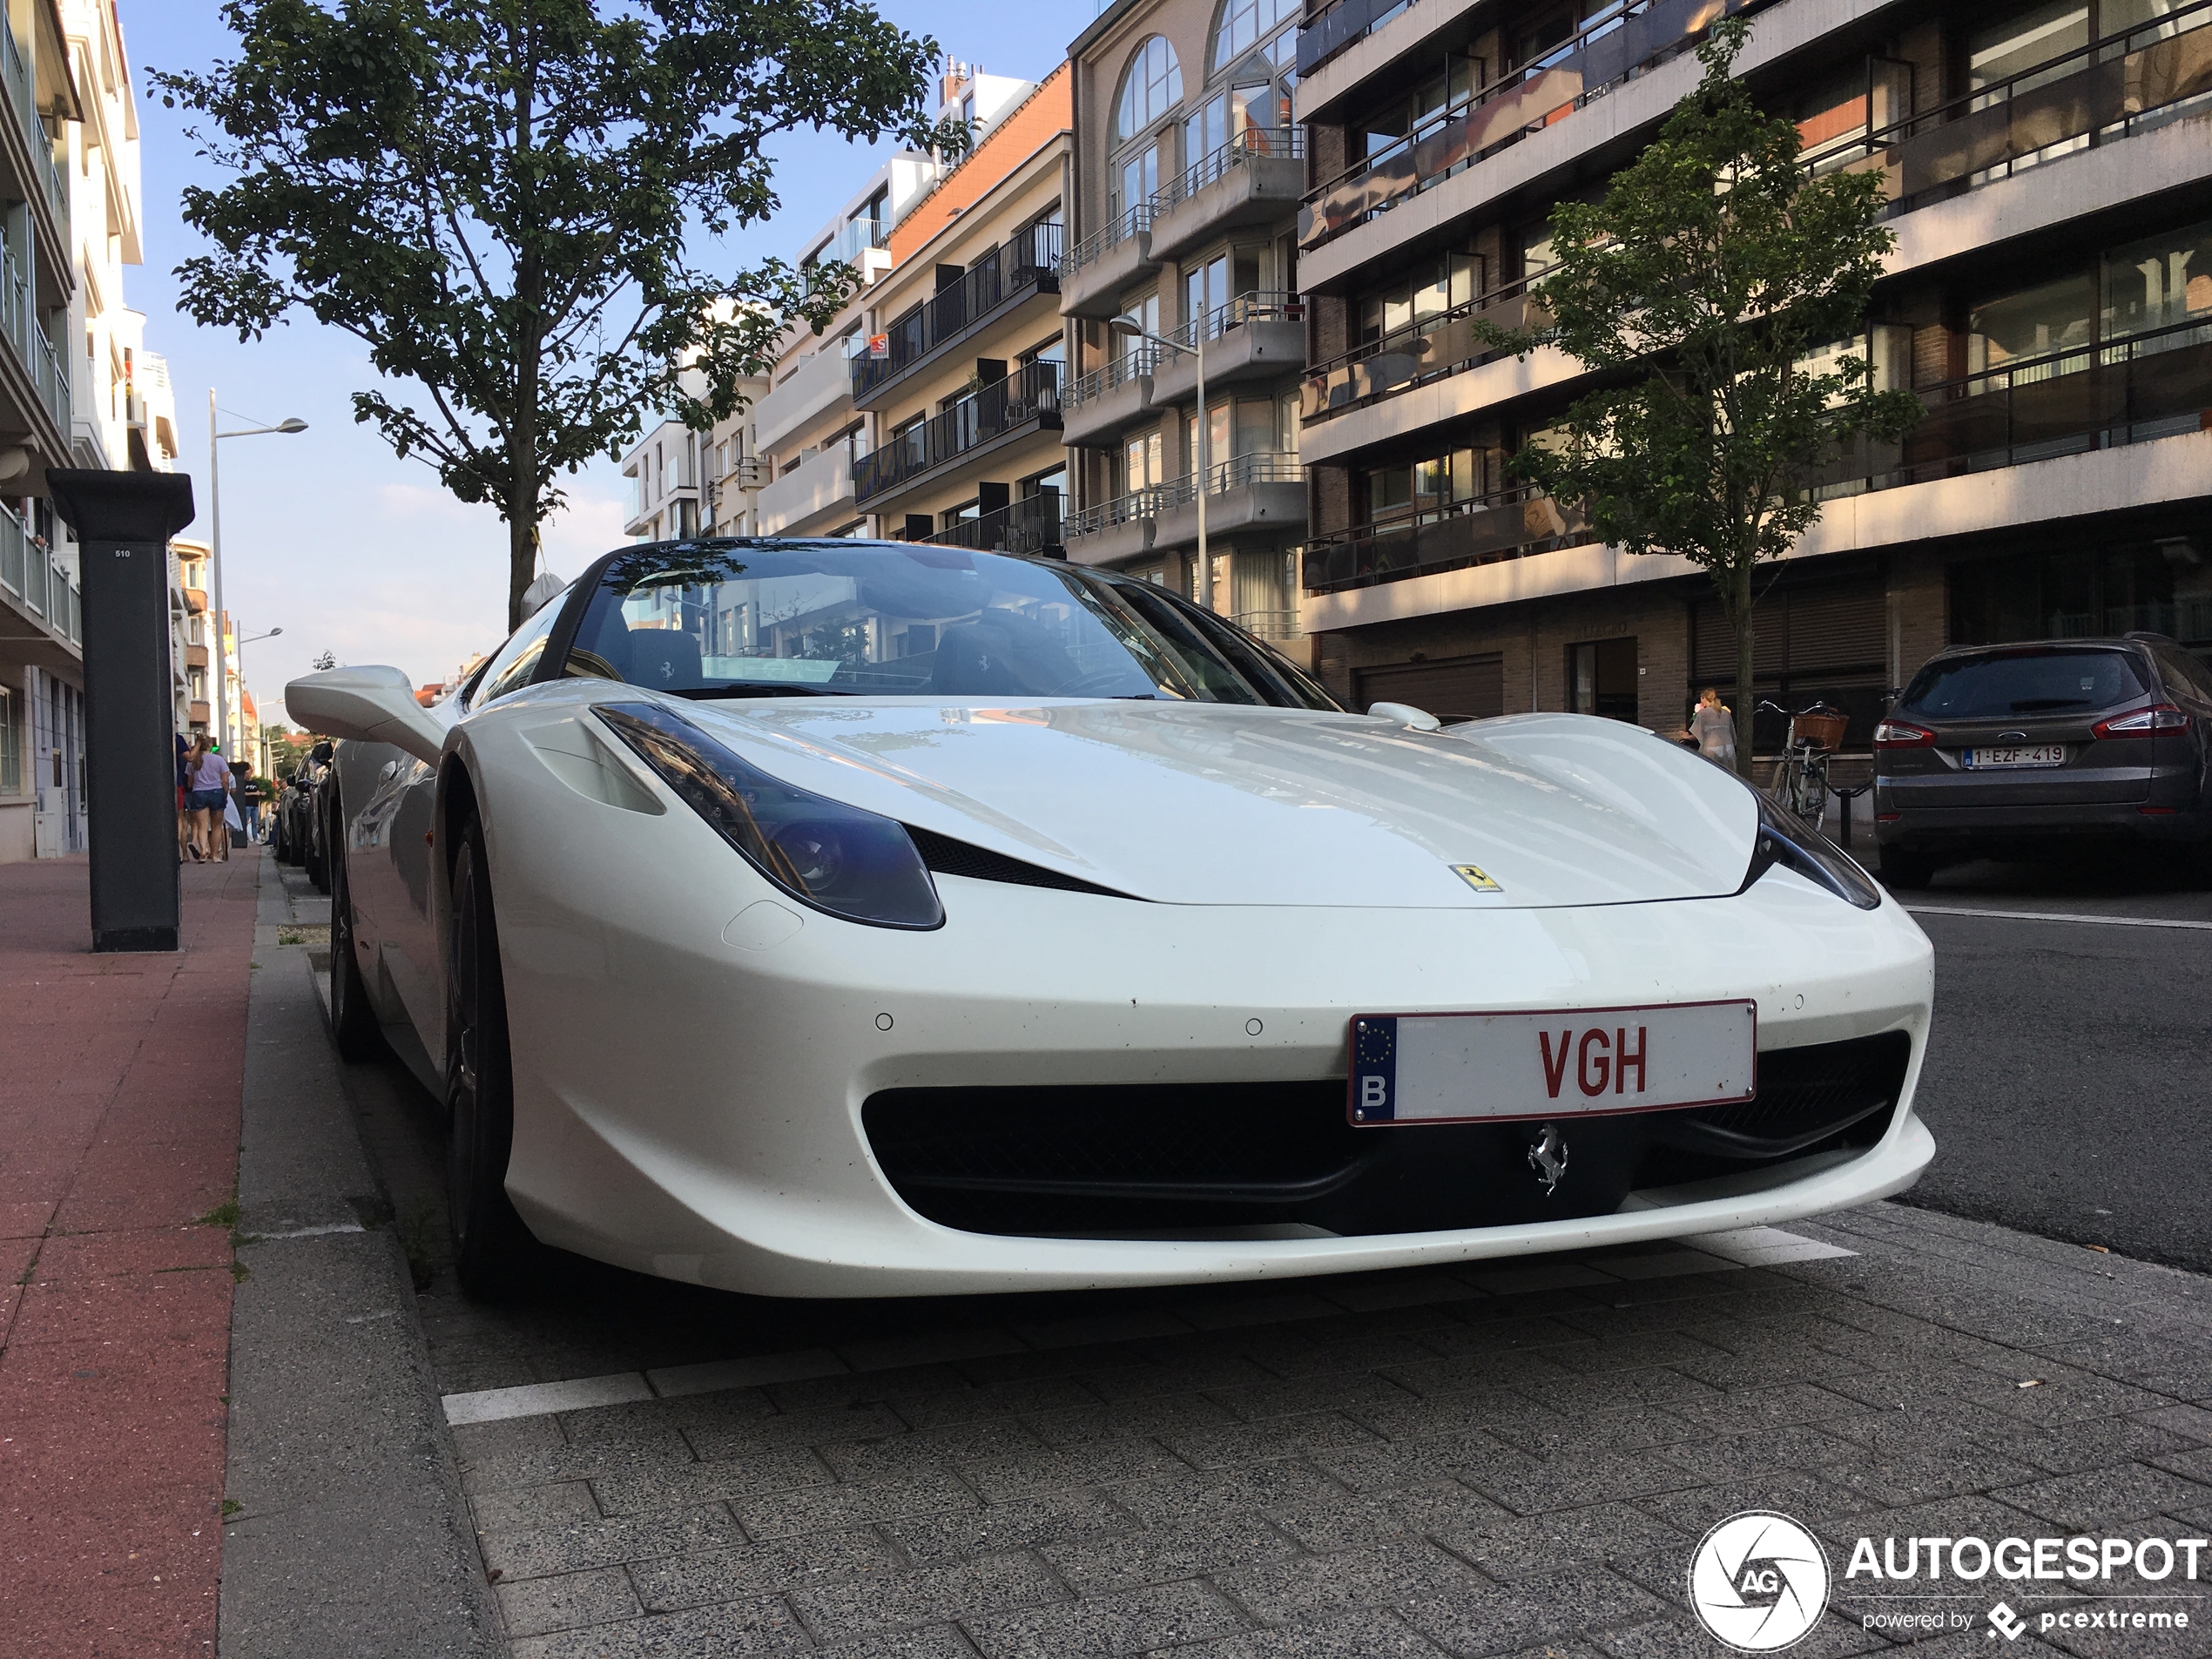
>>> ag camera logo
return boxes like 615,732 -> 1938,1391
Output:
1689,1512 -> 1831,1651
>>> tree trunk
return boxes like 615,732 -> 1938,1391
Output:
507,510 -> 536,632
1729,557 -> 1756,779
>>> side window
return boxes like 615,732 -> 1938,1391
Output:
470,591 -> 569,709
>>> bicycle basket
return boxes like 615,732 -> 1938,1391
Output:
1791,710 -> 1850,752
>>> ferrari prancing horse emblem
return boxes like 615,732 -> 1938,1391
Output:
1527,1124 -> 1569,1195
1452,863 -> 1501,893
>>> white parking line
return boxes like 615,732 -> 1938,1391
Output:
1906,905 -> 2212,931
436,1228 -> 1851,1426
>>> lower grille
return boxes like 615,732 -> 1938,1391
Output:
863,1031 -> 1912,1238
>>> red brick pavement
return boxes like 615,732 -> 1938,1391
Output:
0,852 -> 258,1658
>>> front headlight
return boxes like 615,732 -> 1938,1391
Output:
1744,793 -> 1882,910
596,702 -> 944,930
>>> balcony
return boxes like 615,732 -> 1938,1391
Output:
853,225 -> 1062,411
756,445 -> 856,536
1063,347 -> 1159,448
1061,206 -> 1156,321
0,24 -> 65,271
1148,129 -> 1306,264
1301,0 -> 1760,259
917,491 -> 1064,557
802,216 -> 888,298
852,362 -> 1063,511
754,346 -> 856,457
185,644 -> 209,670
1807,318 -> 2212,499
1303,276 -> 1545,424
0,502 -> 79,659
1067,452 -> 1306,564
1797,0 -> 2212,220
1152,293 -> 1307,405
1305,488 -> 1588,592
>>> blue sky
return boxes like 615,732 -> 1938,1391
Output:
132,1 -> 1081,721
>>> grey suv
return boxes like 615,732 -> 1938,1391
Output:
1874,635 -> 2212,887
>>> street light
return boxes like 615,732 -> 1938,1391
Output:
207,394 -> 307,760
1109,313 -> 1212,614
235,626 -> 282,776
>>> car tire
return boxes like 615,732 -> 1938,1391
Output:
1879,846 -> 1937,889
446,813 -> 543,1299
327,799 -> 387,1062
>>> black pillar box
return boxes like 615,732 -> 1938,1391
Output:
46,470 -> 199,953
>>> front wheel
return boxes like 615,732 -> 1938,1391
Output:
446,814 -> 543,1299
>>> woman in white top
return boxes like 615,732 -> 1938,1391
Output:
183,737 -> 235,862
1690,687 -> 1737,769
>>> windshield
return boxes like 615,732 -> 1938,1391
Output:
1898,649 -> 2148,718
563,540 -> 1339,709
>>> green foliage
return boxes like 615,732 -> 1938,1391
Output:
155,0 -> 964,626
1483,19 -> 1921,761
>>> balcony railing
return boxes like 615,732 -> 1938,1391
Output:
1797,0 -> 2212,219
1808,316 -> 2212,497
1166,290 -> 1305,350
1,24 -> 64,241
1305,317 -> 2211,593
1069,450 -> 1305,536
0,498 -> 23,597
1152,127 -> 1305,216
852,361 -> 1063,504
918,491 -> 1065,556
0,501 -> 78,642
1302,273 -> 1546,421
801,216 -> 887,296
1068,344 -> 1163,409
1304,487 -> 1589,591
853,223 -> 1063,399
1066,203 -> 1153,276
1301,0 -> 1765,255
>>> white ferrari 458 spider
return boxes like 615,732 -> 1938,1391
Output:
288,538 -> 1934,1299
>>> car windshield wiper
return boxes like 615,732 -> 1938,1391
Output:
670,684 -> 860,699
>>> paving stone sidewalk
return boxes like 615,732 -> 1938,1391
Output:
439,1200 -> 2212,1659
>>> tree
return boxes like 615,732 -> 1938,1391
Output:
310,650 -> 337,671
1488,18 -> 1921,772
157,0 -> 961,629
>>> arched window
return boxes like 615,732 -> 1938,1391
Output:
1113,36 -> 1184,144
1211,0 -> 1298,71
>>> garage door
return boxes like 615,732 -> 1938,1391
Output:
1355,654 -> 1506,722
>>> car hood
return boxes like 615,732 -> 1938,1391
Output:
650,699 -> 1757,910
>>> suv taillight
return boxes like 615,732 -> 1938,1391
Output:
2092,702 -> 2189,738
1872,720 -> 1936,748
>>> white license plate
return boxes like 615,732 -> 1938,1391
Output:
1349,1001 -> 1757,1126
1963,745 -> 2067,768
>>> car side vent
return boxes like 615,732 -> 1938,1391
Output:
906,826 -> 1136,900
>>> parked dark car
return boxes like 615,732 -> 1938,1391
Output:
1874,634 -> 2212,886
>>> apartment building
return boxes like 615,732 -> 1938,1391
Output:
1060,0 -> 1310,651
850,64 -> 1070,556
172,536 -> 210,740
1291,0 -> 2212,740
752,67 -> 1042,542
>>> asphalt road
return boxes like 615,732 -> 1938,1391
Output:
1890,854 -> 2212,1274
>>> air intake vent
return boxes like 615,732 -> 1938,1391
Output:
906,826 -> 1134,899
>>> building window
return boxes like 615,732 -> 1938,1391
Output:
1568,637 -> 1639,721
0,685 -> 16,792
1360,446 -> 1490,523
1358,251 -> 1480,343
1113,36 -> 1183,145
1126,428 -> 1165,494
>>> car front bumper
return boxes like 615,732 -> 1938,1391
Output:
489,795 -> 1936,1298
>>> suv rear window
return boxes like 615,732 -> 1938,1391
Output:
1898,650 -> 2148,719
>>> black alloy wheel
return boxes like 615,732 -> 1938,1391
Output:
327,792 -> 386,1062
446,813 -> 543,1298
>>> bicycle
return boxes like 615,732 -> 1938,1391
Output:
1758,698 -> 1849,833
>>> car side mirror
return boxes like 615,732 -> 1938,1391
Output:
310,741 -> 334,764
1366,700 -> 1442,732
286,666 -> 447,766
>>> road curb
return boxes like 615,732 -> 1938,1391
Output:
217,853 -> 504,1658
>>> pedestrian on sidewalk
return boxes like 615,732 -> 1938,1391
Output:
175,731 -> 192,862
182,735 -> 234,862
1691,686 -> 1737,768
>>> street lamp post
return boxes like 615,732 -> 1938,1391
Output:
1109,314 -> 1211,613
234,626 -> 283,776
207,392 -> 307,762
